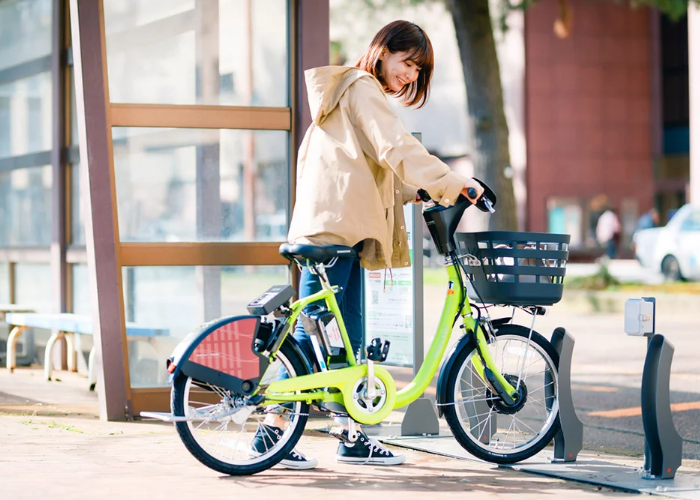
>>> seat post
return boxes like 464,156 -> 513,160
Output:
314,263 -> 334,291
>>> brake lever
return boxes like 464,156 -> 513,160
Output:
467,187 -> 496,213
482,196 -> 496,214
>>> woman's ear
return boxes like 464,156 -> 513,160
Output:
378,48 -> 386,61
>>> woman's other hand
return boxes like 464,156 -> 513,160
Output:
461,178 -> 484,203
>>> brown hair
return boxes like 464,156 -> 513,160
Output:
355,20 -> 434,108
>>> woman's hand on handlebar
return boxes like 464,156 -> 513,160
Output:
462,178 -> 484,203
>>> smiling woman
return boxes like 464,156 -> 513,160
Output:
355,20 -> 434,107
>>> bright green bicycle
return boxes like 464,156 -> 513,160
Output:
162,181 -> 570,475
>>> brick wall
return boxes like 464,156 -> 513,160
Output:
525,0 -> 655,235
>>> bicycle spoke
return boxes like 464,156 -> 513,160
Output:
450,333 -> 560,459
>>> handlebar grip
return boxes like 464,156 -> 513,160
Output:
467,187 -> 477,200
417,188 -> 432,203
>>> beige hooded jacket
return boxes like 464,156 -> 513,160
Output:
288,66 -> 468,271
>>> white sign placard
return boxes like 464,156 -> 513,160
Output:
363,204 -> 415,367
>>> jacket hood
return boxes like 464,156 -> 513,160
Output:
305,66 -> 378,125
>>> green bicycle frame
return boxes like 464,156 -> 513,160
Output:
263,261 -> 517,415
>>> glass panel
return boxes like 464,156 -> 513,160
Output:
0,0 -> 52,71
70,163 -> 86,246
103,0 -> 289,106
0,165 -> 52,246
71,264 -> 91,315
122,265 -> 289,387
0,71 -> 53,158
113,127 -> 289,242
14,263 -> 52,312
0,263 -> 9,303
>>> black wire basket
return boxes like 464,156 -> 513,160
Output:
454,231 -> 570,306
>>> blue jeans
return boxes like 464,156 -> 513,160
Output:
293,251 -> 364,362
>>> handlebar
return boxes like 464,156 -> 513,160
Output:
418,182 -> 496,214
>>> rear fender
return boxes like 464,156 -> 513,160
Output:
168,315 -> 268,395
168,317 -> 316,393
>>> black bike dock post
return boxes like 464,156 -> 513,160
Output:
641,333 -> 683,479
624,296 -> 683,480
549,327 -> 583,462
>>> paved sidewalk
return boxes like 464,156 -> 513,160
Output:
1,411 -> 635,500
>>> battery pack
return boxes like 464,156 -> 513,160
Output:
300,307 -> 345,359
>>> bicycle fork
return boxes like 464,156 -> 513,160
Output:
462,311 -> 519,406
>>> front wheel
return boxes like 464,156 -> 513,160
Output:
443,324 -> 560,464
171,340 -> 310,475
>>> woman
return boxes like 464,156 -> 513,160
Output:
258,20 -> 483,470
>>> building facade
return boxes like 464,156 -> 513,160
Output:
525,0 -> 688,257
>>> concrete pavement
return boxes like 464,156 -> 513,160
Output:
1,409 -> 637,500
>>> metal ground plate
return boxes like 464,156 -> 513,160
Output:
380,435 -> 700,500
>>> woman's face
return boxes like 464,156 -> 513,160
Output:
379,50 -> 421,92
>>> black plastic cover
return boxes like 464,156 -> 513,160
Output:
247,285 -> 295,315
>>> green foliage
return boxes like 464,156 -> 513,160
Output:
565,264 -> 621,291
627,0 -> 700,21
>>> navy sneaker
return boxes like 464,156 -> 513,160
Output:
251,424 -> 318,470
335,430 -> 406,465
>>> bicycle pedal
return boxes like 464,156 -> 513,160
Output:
329,426 -> 357,444
366,337 -> 390,362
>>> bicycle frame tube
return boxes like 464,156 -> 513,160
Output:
394,262 -> 516,407
394,263 -> 463,407
277,283 -> 357,366
263,262 -> 517,409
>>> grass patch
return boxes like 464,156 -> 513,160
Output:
47,420 -> 83,433
564,265 -> 621,291
19,417 -> 83,433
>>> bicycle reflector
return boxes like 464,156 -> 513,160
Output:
624,297 -> 655,336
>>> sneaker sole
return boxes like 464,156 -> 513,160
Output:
335,455 -> 406,466
278,458 -> 319,470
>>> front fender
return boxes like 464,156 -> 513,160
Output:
435,332 -> 476,418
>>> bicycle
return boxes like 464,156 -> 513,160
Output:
158,180 -> 571,475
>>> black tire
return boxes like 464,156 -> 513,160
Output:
171,340 -> 311,475
443,324 -> 561,464
661,255 -> 683,281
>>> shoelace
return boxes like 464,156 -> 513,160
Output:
357,436 -> 391,465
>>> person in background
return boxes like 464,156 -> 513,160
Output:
635,208 -> 659,233
596,206 -> 621,259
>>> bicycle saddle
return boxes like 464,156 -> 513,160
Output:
279,243 -> 358,263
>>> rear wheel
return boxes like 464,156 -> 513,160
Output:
443,324 -> 560,464
171,340 -> 310,475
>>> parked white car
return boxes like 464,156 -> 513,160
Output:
634,204 -> 700,281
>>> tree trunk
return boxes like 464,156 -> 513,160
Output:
445,0 -> 518,231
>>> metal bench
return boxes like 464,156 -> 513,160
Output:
0,304 -> 36,366
5,312 -> 168,390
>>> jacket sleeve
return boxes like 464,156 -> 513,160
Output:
401,181 -> 419,205
348,77 -> 467,207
